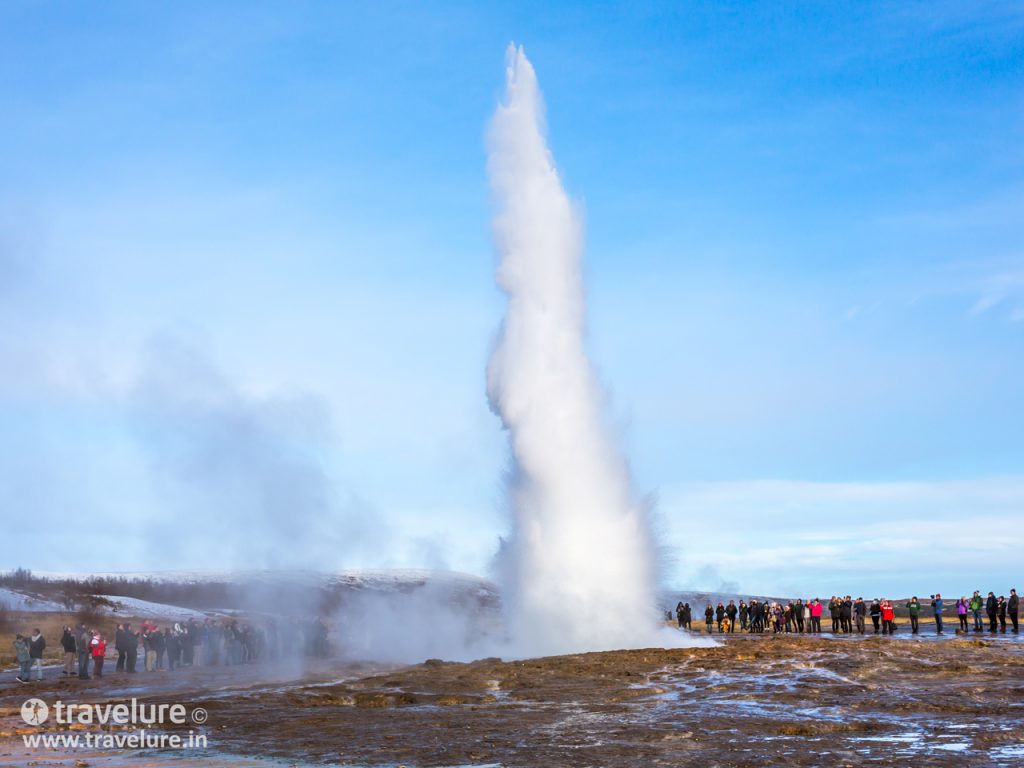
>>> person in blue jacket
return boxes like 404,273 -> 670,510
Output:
931,594 -> 944,635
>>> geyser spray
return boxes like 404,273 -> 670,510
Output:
487,45 -> 677,656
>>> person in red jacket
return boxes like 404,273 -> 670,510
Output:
880,599 -> 896,634
91,632 -> 107,678
806,598 -> 819,633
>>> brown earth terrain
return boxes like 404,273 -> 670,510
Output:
1,618 -> 1023,767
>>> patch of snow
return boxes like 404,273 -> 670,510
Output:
0,586 -> 64,612
96,594 -> 211,621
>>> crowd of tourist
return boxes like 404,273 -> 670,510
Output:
12,616 -> 330,683
674,589 -> 1020,636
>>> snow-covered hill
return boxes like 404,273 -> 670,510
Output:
35,567 -> 496,594
97,594 -> 210,621
6,569 -> 500,617
0,586 -> 64,612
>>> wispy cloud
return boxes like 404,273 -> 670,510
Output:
662,477 -> 1024,596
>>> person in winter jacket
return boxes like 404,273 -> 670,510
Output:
153,628 -> 167,669
969,592 -> 983,631
880,599 -> 896,634
770,606 -> 786,634
956,597 -> 969,632
143,628 -> 158,672
828,597 -> 840,633
869,599 -> 881,633
907,597 -> 922,634
704,604 -> 714,633
854,597 -> 867,634
715,603 -> 726,633
166,627 -> 181,670
14,635 -> 31,683
840,597 -> 853,634
76,623 -> 92,679
124,624 -> 139,673
809,599 -> 823,633
786,598 -> 802,634
997,596 -> 1007,632
1009,589 -> 1019,634
28,628 -> 46,681
91,632 -> 106,678
739,601 -> 749,631
986,592 -> 998,632
931,594 -> 944,634
725,601 -> 737,633
115,624 -> 127,671
675,601 -> 686,629
60,626 -> 76,675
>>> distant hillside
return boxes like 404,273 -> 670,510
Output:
1,568 -> 500,616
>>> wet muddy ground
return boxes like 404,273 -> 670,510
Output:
2,633 -> 1023,767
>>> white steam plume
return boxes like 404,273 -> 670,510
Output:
487,45 -> 686,656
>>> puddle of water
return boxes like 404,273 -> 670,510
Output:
990,744 -> 1024,758
932,742 -> 970,752
852,733 -> 919,744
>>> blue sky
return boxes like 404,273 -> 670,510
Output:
1,2 -> 1021,598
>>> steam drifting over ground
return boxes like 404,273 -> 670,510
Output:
486,45 -> 703,656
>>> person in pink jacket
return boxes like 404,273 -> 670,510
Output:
809,599 -> 823,633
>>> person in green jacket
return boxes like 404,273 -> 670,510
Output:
969,592 -> 983,632
907,597 -> 921,634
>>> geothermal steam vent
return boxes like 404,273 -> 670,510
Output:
486,45 -> 674,656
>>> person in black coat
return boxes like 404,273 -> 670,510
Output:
165,628 -> 181,670
869,599 -> 881,634
1009,590 -> 1019,634
115,624 -> 127,672
725,601 -> 738,633
704,604 -> 714,633
715,603 -> 726,633
75,624 -> 91,679
986,592 -> 998,632
840,597 -> 853,634
124,624 -> 139,673
28,629 -> 46,681
152,629 -> 167,669
60,626 -> 76,676
997,596 -> 1007,632
681,603 -> 692,631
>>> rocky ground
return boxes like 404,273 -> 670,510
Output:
2,632 -> 1023,767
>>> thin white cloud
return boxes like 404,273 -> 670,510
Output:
662,477 -> 1024,596
969,293 -> 1004,316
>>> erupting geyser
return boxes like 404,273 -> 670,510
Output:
487,45 -> 677,656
